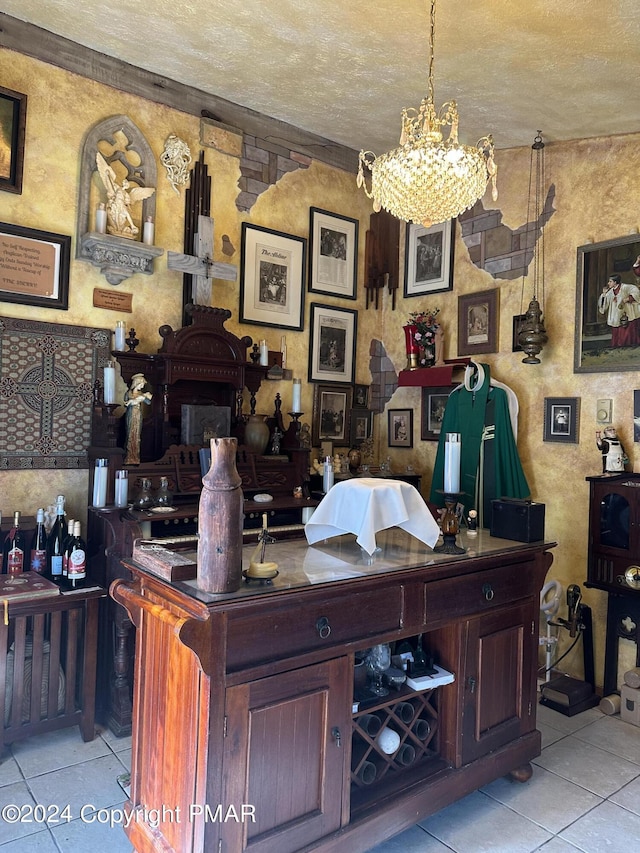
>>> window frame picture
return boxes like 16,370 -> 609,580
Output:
544,397 -> 580,443
308,302 -> 357,384
574,234 -> 640,373
239,222 -> 306,331
458,288 -> 499,356
0,86 -> 27,195
349,408 -> 374,447
0,222 -> 70,310
308,207 -> 358,300
388,408 -> 413,449
312,383 -> 353,446
403,220 -> 455,298
421,385 -> 455,441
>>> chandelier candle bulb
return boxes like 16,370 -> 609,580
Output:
114,320 -> 126,352
95,203 -> 107,234
444,433 -> 461,493
103,362 -> 116,404
142,216 -> 155,245
259,340 -> 269,366
292,378 -> 302,413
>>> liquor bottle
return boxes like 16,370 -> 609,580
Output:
29,507 -> 48,574
46,495 -> 66,583
65,521 -> 87,590
3,511 -> 26,575
61,518 -> 75,578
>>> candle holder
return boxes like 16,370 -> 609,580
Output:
433,491 -> 466,555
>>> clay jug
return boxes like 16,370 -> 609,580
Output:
197,437 -> 244,593
244,414 -> 270,455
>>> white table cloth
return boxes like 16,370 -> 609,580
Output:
304,478 -> 440,555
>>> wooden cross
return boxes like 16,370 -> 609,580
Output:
167,214 -> 236,306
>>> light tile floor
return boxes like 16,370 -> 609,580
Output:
2,703 -> 640,852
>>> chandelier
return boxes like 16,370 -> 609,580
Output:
517,131 -> 549,364
357,0 -> 497,228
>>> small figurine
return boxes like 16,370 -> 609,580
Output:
270,427 -> 282,455
596,426 -> 629,474
467,509 -> 478,534
124,373 -> 153,465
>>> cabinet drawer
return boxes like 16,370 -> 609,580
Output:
425,561 -> 536,623
226,585 -> 404,672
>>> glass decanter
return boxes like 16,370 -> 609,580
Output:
133,477 -> 154,511
154,476 -> 174,508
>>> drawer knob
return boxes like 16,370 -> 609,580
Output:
316,616 -> 331,639
482,583 -> 495,601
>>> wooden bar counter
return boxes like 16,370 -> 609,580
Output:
112,529 -> 554,853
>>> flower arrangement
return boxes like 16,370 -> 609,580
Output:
407,309 -> 440,365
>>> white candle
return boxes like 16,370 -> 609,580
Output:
95,203 -> 107,234
444,433 -> 461,493
259,340 -> 269,366
103,362 -> 116,405
114,320 -> 126,352
143,216 -> 155,245
281,335 -> 287,369
292,378 -> 302,413
93,459 -> 109,508
114,469 -> 129,508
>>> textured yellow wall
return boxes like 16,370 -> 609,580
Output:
2,46 -> 639,687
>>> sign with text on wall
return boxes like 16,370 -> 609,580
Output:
93,288 -> 132,313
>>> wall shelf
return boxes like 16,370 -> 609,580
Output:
397,359 -> 470,388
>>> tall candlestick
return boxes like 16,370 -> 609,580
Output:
292,378 -> 302,413
259,340 -> 269,366
103,362 -> 116,405
444,433 -> 461,493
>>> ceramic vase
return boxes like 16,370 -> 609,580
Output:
244,414 -> 270,455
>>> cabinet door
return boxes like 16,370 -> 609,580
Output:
461,601 -> 536,764
222,657 -> 350,853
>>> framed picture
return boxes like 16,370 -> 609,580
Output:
421,385 -> 455,441
0,86 -> 27,194
544,397 -> 580,443
353,384 -> 369,408
0,222 -> 70,310
308,302 -> 357,384
512,313 -> 526,352
403,220 -> 455,298
575,234 -> 640,373
308,207 -> 358,299
458,288 -> 499,356
312,383 -> 353,445
239,222 -> 306,330
388,408 -> 413,448
350,409 -> 374,446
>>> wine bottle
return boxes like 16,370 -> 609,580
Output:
29,507 -> 48,574
46,495 -> 66,583
61,518 -> 75,578
65,521 -> 87,590
3,511 -> 26,575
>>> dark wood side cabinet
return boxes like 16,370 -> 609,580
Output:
112,533 -> 553,853
585,473 -> 640,694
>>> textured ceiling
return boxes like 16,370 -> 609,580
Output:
5,0 -> 640,154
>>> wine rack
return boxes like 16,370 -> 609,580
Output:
350,688 -> 440,792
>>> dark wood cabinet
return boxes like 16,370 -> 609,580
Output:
111,532 -> 553,853
585,473 -> 640,594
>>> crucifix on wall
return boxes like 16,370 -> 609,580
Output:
167,214 -> 237,307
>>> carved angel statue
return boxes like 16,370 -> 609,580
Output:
95,152 -> 155,239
